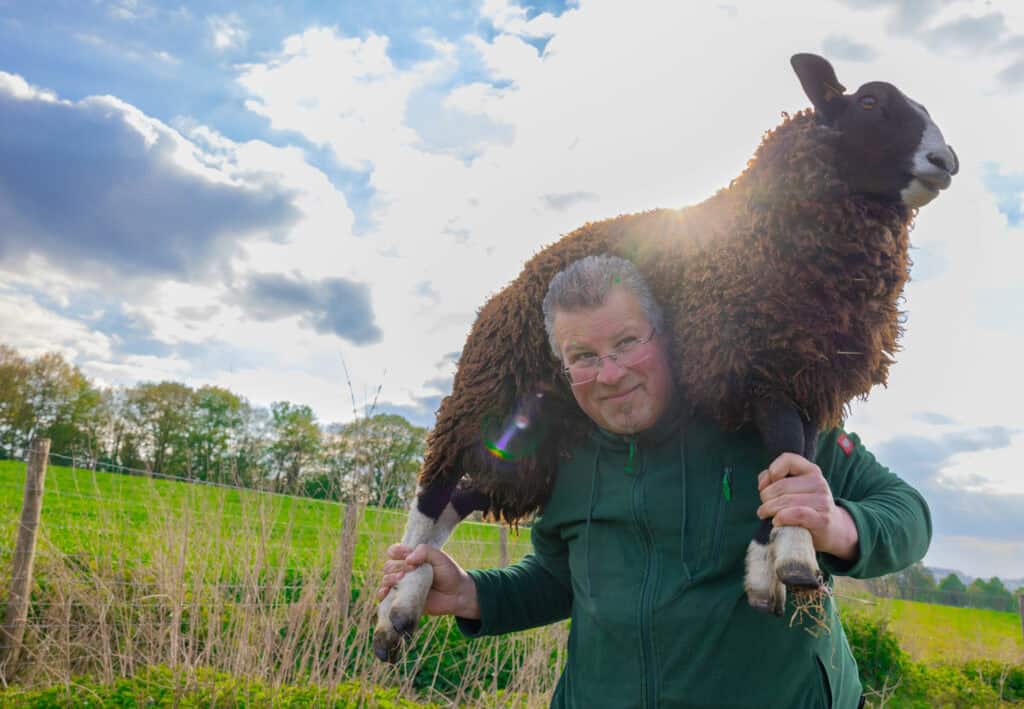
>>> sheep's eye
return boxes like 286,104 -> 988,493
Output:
859,96 -> 877,110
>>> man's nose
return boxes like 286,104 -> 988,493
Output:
595,355 -> 628,385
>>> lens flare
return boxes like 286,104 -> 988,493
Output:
481,390 -> 550,463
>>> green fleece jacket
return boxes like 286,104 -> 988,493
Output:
458,415 -> 931,708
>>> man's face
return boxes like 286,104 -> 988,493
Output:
552,286 -> 675,435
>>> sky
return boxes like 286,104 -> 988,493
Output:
1,0 -> 1022,579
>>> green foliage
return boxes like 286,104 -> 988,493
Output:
841,609 -> 1023,706
966,576 -> 1018,613
842,609 -> 909,693
937,572 -> 968,607
323,413 -> 426,508
0,345 -> 425,505
268,401 -> 321,493
0,665 -> 435,707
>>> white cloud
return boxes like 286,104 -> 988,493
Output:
208,13 -> 248,51
480,0 -> 568,39
0,291 -> 113,362
0,71 -> 59,102
236,28 -> 452,169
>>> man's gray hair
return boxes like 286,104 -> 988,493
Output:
542,254 -> 665,360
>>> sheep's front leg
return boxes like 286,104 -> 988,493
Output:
745,519 -> 786,615
746,396 -> 822,613
372,482 -> 489,662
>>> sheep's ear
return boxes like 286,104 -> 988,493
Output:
791,53 -> 847,123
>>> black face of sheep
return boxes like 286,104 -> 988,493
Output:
791,53 -> 958,209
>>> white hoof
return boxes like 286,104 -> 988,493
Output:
772,526 -> 821,590
745,539 -> 786,616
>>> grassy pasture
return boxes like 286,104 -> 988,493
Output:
2,459 -> 1022,705
0,460 -> 532,580
880,597 -> 1024,665
0,459 -> 562,704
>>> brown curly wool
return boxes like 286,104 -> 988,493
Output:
422,110 -> 912,524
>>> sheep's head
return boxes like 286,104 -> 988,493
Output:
791,53 -> 958,209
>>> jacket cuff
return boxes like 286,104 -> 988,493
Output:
818,498 -> 869,578
456,569 -> 496,638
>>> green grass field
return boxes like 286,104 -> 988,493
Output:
2,458 -> 1021,705
0,459 -> 531,584
3,459 -> 1020,666
876,597 -> 1024,665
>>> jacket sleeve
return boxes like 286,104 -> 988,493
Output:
814,428 -> 933,579
456,513 -> 573,637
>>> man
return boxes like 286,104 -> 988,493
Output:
378,255 -> 931,708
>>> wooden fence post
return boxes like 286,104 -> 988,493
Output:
0,437 -> 50,678
335,501 -> 362,620
499,526 -> 508,567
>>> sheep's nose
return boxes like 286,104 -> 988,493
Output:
927,148 -> 957,175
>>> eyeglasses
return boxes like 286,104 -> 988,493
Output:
562,328 -> 657,386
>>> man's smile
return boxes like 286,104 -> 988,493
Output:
602,384 -> 640,401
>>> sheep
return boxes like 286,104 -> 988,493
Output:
373,53 -> 957,661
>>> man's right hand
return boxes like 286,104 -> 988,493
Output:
376,543 -> 481,620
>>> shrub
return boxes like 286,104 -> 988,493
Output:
960,659 -> 1024,703
842,609 -> 909,693
841,610 -> 1023,706
0,665 -> 435,708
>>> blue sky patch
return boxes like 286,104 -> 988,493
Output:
982,162 -> 1024,227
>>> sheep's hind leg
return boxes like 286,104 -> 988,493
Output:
372,479 -> 489,662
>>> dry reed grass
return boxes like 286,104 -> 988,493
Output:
0,466 -> 567,706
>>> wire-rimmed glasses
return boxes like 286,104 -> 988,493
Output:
562,328 -> 657,386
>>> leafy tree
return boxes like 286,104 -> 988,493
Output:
0,345 -> 30,456
268,401 -> 321,493
967,577 -> 1015,612
127,381 -> 195,475
187,386 -> 245,482
324,413 -> 426,508
937,573 -> 967,607
893,562 -> 937,603
232,404 -> 270,487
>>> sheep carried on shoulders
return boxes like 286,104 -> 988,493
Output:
374,53 -> 957,661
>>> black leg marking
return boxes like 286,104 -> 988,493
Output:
802,420 -> 819,461
451,486 -> 491,519
754,517 -> 772,545
416,477 -> 457,519
751,395 -> 804,459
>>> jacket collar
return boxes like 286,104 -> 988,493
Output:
588,398 -> 686,450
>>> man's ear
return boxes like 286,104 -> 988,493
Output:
791,53 -> 848,123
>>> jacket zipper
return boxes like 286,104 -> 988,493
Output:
631,441 -> 659,709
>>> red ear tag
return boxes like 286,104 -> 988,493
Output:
837,433 -> 854,457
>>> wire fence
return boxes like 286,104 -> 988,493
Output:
0,449 -> 550,701
2,449 -> 1020,701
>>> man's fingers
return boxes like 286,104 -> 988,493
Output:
772,506 -> 826,530
386,543 -> 412,560
760,474 -> 829,502
382,559 -> 410,575
406,544 -> 433,565
759,454 -> 824,493
758,493 -> 828,519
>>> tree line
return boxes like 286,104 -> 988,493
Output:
866,562 -> 1023,614
0,345 -> 426,508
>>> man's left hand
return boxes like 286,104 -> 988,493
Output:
756,453 -> 859,561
